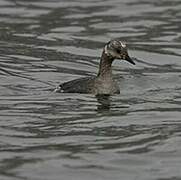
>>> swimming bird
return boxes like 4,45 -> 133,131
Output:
55,39 -> 135,95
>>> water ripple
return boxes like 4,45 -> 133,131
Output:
1,0 -> 181,180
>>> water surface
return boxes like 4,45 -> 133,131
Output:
0,0 -> 181,180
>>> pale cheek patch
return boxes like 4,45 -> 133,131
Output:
120,42 -> 126,48
104,45 -> 116,57
104,45 -> 108,54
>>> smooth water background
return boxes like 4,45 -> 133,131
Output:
1,0 -> 181,180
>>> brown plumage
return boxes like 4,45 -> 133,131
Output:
55,39 -> 135,95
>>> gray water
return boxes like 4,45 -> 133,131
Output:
0,0 -> 181,180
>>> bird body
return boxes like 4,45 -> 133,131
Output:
55,39 -> 135,95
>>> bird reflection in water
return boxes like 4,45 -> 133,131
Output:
96,94 -> 111,112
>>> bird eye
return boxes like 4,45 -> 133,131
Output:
116,49 -> 121,54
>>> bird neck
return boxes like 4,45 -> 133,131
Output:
97,50 -> 114,78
